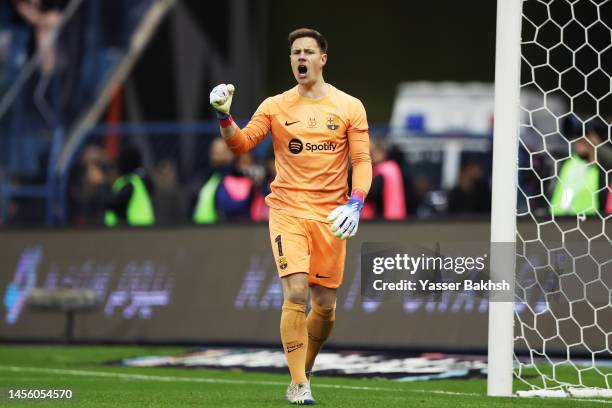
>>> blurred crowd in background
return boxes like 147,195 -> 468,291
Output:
65,117 -> 612,227
0,0 -> 610,227
65,136 -> 493,227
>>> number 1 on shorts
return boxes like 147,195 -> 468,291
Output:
275,234 -> 284,256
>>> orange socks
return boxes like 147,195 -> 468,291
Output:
281,301 -> 337,381
305,302 -> 336,373
280,301 -> 308,384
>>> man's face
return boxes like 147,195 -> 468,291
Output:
290,37 -> 327,86
574,137 -> 594,162
210,138 -> 233,167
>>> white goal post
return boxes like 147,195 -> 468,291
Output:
487,0 -> 523,397
488,0 -> 612,398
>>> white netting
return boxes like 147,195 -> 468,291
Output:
515,0 -> 612,396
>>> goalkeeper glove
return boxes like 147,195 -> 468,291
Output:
210,83 -> 235,119
327,191 -> 365,240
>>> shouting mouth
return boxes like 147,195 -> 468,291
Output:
298,64 -> 308,78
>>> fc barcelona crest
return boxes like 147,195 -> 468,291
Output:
326,115 -> 340,131
279,257 -> 288,270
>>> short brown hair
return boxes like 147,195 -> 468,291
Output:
288,28 -> 328,53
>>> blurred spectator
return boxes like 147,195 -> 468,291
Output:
193,138 -> 263,223
153,159 -> 185,225
517,140 -> 547,215
412,175 -> 434,217
6,0 -> 72,181
551,135 -> 599,216
74,145 -> 113,226
447,161 -> 491,214
13,0 -> 67,76
193,138 -> 232,224
588,125 -> 612,170
362,139 -> 406,220
251,149 -> 276,222
104,145 -> 155,226
586,122 -> 612,215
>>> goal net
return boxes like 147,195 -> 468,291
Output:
512,0 -> 612,398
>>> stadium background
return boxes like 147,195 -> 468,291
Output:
1,1 -> 611,404
0,0 -> 499,346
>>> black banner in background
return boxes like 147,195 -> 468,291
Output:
0,220 -> 605,353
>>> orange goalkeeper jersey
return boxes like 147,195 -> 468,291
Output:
226,84 -> 372,222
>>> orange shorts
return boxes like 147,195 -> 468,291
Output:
268,208 -> 346,289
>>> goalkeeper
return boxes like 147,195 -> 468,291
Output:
210,28 -> 371,405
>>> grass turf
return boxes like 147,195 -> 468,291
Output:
0,345 -> 610,407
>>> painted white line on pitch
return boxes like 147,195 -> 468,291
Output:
0,365 -> 474,395
1,366 -> 611,404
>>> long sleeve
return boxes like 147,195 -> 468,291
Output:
225,99 -> 272,154
347,98 -> 372,195
349,130 -> 372,195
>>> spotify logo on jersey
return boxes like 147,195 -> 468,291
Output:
288,138 -> 304,154
288,138 -> 338,154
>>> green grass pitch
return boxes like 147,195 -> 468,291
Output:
0,345 -> 609,407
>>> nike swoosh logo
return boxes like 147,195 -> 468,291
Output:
287,344 -> 303,353
315,274 -> 330,279
285,120 -> 299,126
